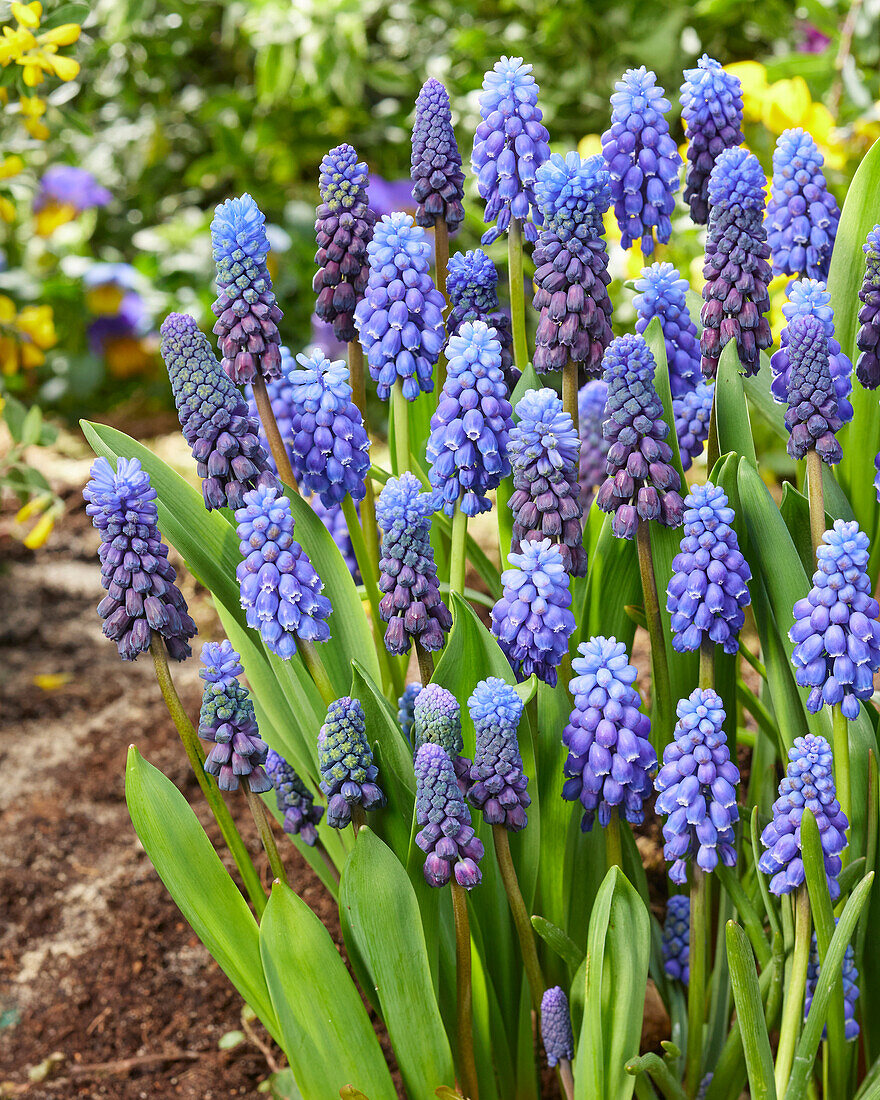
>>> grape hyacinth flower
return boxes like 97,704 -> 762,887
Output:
235,486 -> 332,659
414,742 -> 484,888
83,457 -> 197,662
508,388 -> 587,577
667,482 -> 752,655
540,987 -> 574,1067
701,147 -> 773,379
318,696 -> 386,828
376,473 -> 451,655
198,641 -> 271,793
413,683 -> 470,787
765,128 -> 840,281
265,748 -> 324,845
577,379 -> 609,509
426,320 -> 513,517
784,313 -> 843,464
471,56 -> 550,245
680,56 -> 744,225
397,682 -> 422,745
789,520 -> 880,718
562,636 -> 656,831
633,263 -> 700,398
595,333 -> 684,540
491,538 -> 577,687
674,380 -> 714,472
662,895 -> 690,984
856,224 -> 880,390
410,79 -> 465,232
353,211 -> 446,401
805,927 -> 859,1040
654,688 -> 740,884
309,495 -> 359,582
286,348 -> 370,505
211,194 -> 283,384
446,249 -> 517,389
160,313 -> 278,511
313,144 -> 376,343
601,67 -> 682,255
532,152 -> 614,377
759,734 -> 848,900
467,677 -> 530,831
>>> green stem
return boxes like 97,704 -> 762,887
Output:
347,340 -> 380,575
775,886 -> 811,1097
252,373 -> 298,493
737,680 -> 776,742
699,637 -> 714,691
244,786 -> 288,886
832,704 -> 851,864
805,449 -> 827,562
149,635 -> 266,916
563,360 -> 579,436
392,378 -> 410,475
605,807 -> 623,871
352,804 -> 366,838
636,521 -> 673,751
686,866 -> 708,1097
492,824 -> 545,1012
451,880 -> 479,1100
415,640 -> 435,686
450,503 -> 468,598
298,638 -> 336,706
508,217 -> 529,377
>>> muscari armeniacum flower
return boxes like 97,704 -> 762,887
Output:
784,313 -> 843,464
601,67 -> 682,256
654,688 -> 740,884
410,78 -> 465,232
595,333 -> 684,540
805,926 -> 859,1041
426,319 -> 513,517
467,677 -> 530,831
414,741 -> 484,888
397,682 -> 422,745
265,747 -> 324,845
633,262 -> 700,399
667,482 -> 752,655
446,248 -> 517,390
532,152 -> 614,377
318,696 -> 385,827
508,387 -> 587,577
235,485 -> 332,659
856,224 -> 880,391
83,457 -> 197,662
701,147 -> 773,379
160,313 -> 278,511
540,987 -> 574,1068
562,636 -> 656,831
790,519 -> 880,718
674,379 -> 714,473
578,378 -> 609,509
766,128 -> 840,281
414,683 -> 471,788
491,538 -> 576,687
662,895 -> 690,984
211,194 -> 283,385
471,56 -> 550,245
354,211 -> 446,401
680,56 -> 744,226
376,473 -> 451,655
198,641 -> 271,793
759,734 -> 848,900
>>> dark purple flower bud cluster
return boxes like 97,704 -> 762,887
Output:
446,249 -> 517,390
414,683 -> 470,789
806,926 -> 859,1040
397,682 -> 422,744
633,262 -> 700,398
318,696 -> 385,828
662,895 -> 690,984
680,56 -> 744,225
540,987 -> 574,1067
759,734 -> 848,900
790,519 -> 880,718
467,677 -> 530,831
265,748 -> 324,845
198,641 -> 271,793
414,742 -> 483,888
313,144 -> 376,343
654,689 -> 740,884
595,333 -> 684,540
562,636 -> 656,831
410,78 -> 465,232
83,457 -> 196,662
674,380 -> 714,473
211,194 -> 283,385
856,225 -> 880,390
784,313 -> 843,464
577,379 -> 609,509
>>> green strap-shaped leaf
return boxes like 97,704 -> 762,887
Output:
714,342 -> 757,465
725,921 -> 777,1100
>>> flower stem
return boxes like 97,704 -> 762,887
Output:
415,640 -> 435,686
775,886 -> 811,1097
563,360 -> 579,436
699,636 -> 714,691
352,804 -> 366,838
244,785 -> 288,886
149,635 -> 266,916
605,807 -> 623,870
492,824 -> 545,1012
449,503 -> 468,598
805,449 -> 827,561
686,866 -> 708,1098
451,879 -> 479,1100
636,521 -> 673,751
392,378 -> 410,475
832,703 -> 851,862
558,1060 -> 575,1100
298,638 -> 336,707
252,373 -> 298,493
508,217 -> 529,377
347,340 -> 380,574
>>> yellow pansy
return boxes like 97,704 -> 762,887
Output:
34,199 -> 77,236
86,283 -> 126,316
104,335 -> 154,379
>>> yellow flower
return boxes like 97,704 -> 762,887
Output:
0,25 -> 35,65
0,155 -> 24,180
104,335 -> 154,379
32,672 -> 72,690
577,133 -> 603,160
19,303 -> 57,350
11,2 -> 42,30
19,93 -> 48,139
0,195 -> 15,222
34,200 -> 77,236
725,62 -> 768,123
86,283 -> 126,316
38,23 -> 80,48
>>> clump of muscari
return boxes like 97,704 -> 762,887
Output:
856,224 -> 880,391
414,742 -> 484,888
633,262 -> 700,398
198,641 -> 271,793
467,677 -> 529,831
410,78 -> 465,232
318,696 -> 385,828
540,987 -> 574,1068
446,248 -> 517,390
784,313 -> 843,464
265,748 -> 324,845
674,380 -> 714,472
805,927 -> 859,1041
413,683 -> 470,787
397,682 -> 422,744
577,378 -> 609,509
662,895 -> 690,984
680,55 -> 744,225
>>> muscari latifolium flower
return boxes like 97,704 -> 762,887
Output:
856,224 -> 880,392
410,78 -> 465,232
467,677 -> 530,831
265,748 -> 324,845
662,895 -> 690,984
577,378 -> 609,509
446,248 -> 517,391
414,742 -> 483,888
784,313 -> 843,464
319,696 -> 385,828
680,55 -> 744,226
413,683 -> 471,789
397,682 -> 422,745
198,641 -> 271,793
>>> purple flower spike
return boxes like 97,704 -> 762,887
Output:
674,380 -> 714,472
784,313 -> 843,464
413,683 -> 470,789
680,56 -> 744,225
662,895 -> 690,984
411,79 -> 465,232
318,696 -> 386,828
577,379 -> 609,509
235,486 -> 332,660
601,67 -> 682,256
471,56 -> 550,245
467,677 -> 530,831
354,211 -> 446,401
856,225 -> 880,390
806,925 -> 859,1040
446,249 -> 517,390
211,194 -> 283,385
701,147 -> 773,379
789,519 -> 880,718
161,312 -> 278,511
595,333 -> 684,540
83,457 -> 197,662
397,682 -> 423,745
414,742 -> 484,889
667,482 -> 752,655
265,748 -> 324,846
654,688 -> 740,884
427,320 -> 513,518
759,734 -> 848,900
562,636 -> 656,831
540,987 -> 574,1067
491,539 -> 576,687
198,641 -> 271,793
633,263 -> 700,398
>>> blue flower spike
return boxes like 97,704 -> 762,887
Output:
680,56 -> 744,225
467,677 -> 530,831
414,742 -> 484,888
410,78 -> 465,232
318,696 -> 386,828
